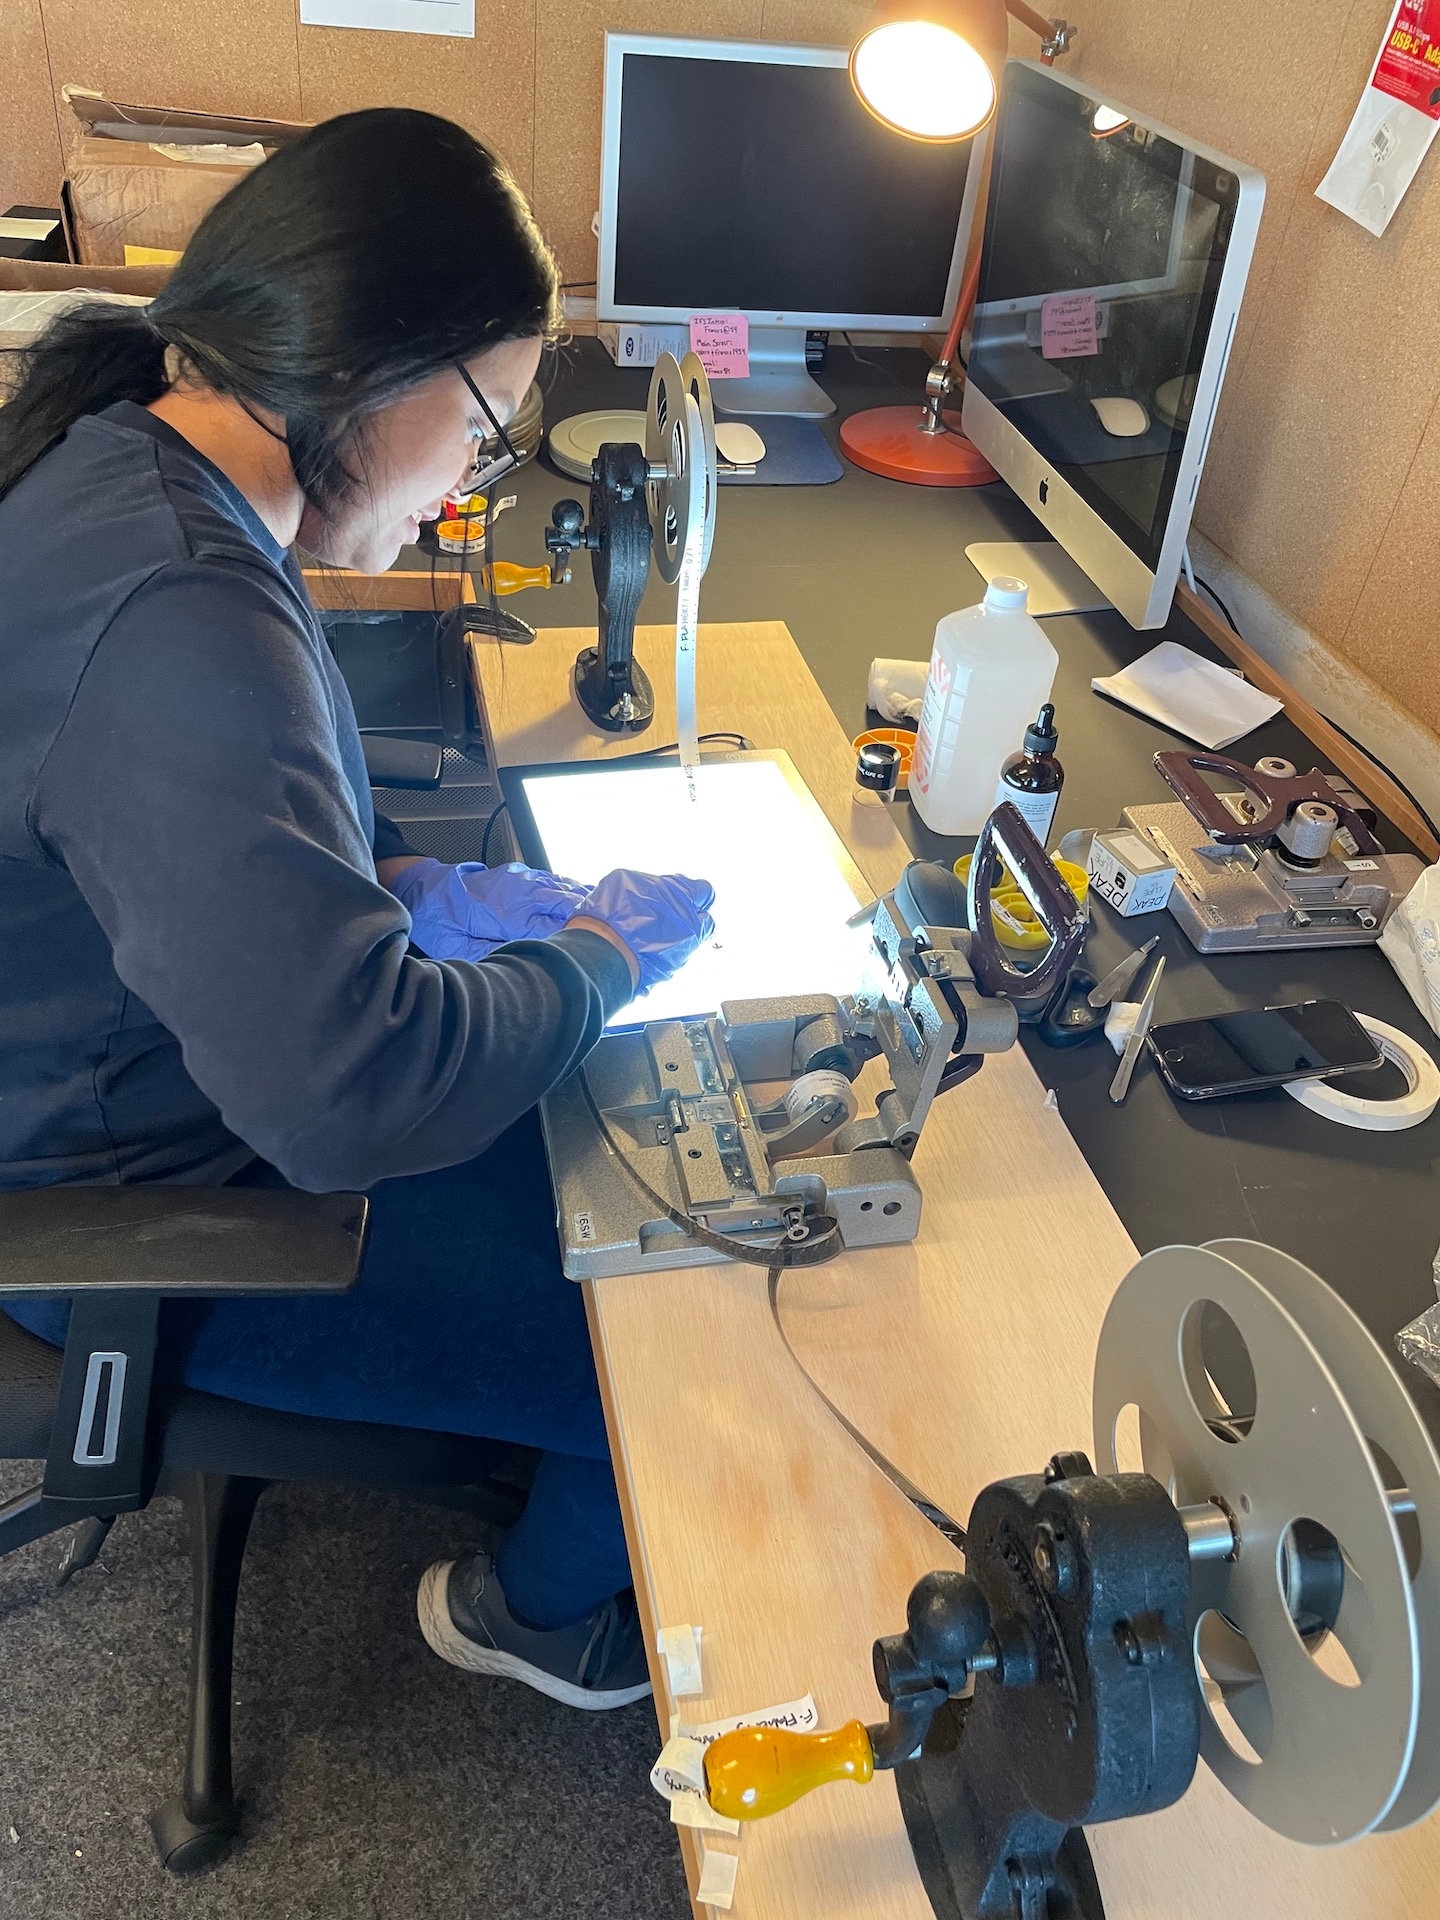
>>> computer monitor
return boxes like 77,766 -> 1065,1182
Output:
597,33 -> 984,418
961,62 -> 1265,629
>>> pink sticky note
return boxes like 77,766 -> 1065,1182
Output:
1040,292 -> 1099,360
689,313 -> 749,379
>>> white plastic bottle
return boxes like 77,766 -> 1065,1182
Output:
909,578 -> 1059,836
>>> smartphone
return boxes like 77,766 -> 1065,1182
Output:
1147,999 -> 1383,1100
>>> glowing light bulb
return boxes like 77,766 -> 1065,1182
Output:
851,20 -> 997,141
1091,103 -> 1130,137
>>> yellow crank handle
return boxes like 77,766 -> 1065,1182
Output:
482,561 -> 555,596
703,1721 -> 875,1822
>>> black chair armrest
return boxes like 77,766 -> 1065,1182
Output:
0,1188 -> 368,1517
0,1188 -> 368,1297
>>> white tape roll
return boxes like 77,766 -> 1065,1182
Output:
1284,1014 -> 1440,1130
783,1070 -> 859,1128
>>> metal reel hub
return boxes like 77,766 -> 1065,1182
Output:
1092,1241 -> 1440,1844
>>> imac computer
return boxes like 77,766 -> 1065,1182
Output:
961,62 -> 1265,629
597,33 -> 984,418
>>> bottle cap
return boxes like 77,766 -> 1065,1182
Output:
983,576 -> 1030,611
1023,703 -> 1058,754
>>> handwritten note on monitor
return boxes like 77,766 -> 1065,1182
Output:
518,758 -> 871,1028
1039,291 -> 1099,359
689,313 -> 750,378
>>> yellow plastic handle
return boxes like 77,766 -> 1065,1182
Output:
483,561 -> 553,596
704,1721 -> 874,1822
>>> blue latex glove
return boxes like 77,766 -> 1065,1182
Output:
578,870 -> 716,993
388,858 -> 590,961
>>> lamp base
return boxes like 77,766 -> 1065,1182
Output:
840,406 -> 998,487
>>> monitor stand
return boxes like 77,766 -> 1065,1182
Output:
711,327 -> 835,418
965,542 -> 1112,617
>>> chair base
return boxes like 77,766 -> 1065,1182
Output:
150,1791 -> 241,1875
148,1473 -> 267,1872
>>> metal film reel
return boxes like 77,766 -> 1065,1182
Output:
645,352 -> 717,585
1204,1240 -> 1440,1832
1092,1242 -> 1440,1844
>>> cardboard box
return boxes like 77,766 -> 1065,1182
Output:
1087,827 -> 1177,918
0,259 -> 169,385
61,85 -> 308,267
598,322 -> 690,369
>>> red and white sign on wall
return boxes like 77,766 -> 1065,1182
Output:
1372,0 -> 1440,116
1317,0 -> 1440,235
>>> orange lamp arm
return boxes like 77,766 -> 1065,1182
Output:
938,235 -> 984,369
1007,0 -> 1056,43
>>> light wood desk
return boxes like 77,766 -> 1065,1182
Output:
473,621 -> 1434,1920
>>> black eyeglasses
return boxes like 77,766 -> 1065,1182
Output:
456,362 -> 520,484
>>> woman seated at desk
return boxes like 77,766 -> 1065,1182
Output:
0,110 -> 712,1710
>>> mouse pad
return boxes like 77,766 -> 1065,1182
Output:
714,412 -> 844,486
997,390 -> 1178,467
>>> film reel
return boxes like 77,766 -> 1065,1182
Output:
645,351 -> 717,585
1092,1242 -> 1440,1845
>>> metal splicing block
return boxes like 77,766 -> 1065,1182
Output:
1126,750 -> 1423,953
541,884 -> 1019,1280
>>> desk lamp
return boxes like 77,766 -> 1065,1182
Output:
840,0 -> 1076,486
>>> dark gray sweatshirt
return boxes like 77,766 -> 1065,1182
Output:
0,401 -> 630,1192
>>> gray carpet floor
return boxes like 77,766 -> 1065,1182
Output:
0,1459 -> 689,1920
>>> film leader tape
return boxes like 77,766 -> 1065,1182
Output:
1283,1013 -> 1440,1131
647,353 -> 717,802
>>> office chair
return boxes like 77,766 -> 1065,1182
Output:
0,1185 -> 521,1874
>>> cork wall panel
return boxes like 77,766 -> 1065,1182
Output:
1195,0 -> 1440,651
40,0 -> 303,126
1340,388 -> 1440,734
297,8 -> 537,195
1060,0 -> 1190,121
1156,0 -> 1359,407
1,0 -> 63,211
529,0 -> 766,286
757,0 -> 867,48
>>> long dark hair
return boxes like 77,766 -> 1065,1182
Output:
0,109 -> 558,508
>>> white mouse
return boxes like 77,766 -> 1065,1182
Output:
715,420 -> 766,464
1090,396 -> 1150,438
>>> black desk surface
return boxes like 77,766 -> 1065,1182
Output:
426,336 -> 1440,1420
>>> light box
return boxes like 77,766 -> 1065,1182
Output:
502,752 -> 874,1028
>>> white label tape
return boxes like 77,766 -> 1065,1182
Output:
697,1846 -> 739,1911
657,1622 -> 703,1696
670,1792 -> 740,1837
782,1069 -> 858,1128
650,1735 -> 708,1800
1284,1013 -> 1440,1131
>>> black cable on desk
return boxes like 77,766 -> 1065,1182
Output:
1316,713 -> 1440,849
1189,576 -> 1438,845
1193,575 -> 1241,633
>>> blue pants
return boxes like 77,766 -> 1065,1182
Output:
5,1113 -> 630,1630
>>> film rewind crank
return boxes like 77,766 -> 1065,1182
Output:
687,1239 -> 1440,1919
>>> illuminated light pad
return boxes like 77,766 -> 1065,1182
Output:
518,758 -> 873,1029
